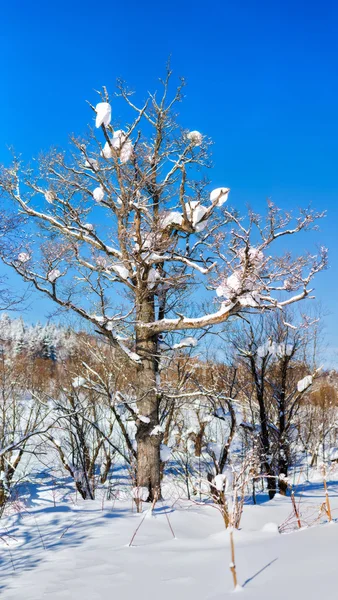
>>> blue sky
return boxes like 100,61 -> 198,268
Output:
1,0 -> 338,361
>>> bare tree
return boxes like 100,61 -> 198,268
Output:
0,67 -> 326,500
233,313 -> 321,497
0,210 -> 27,312
298,380 -> 338,467
0,353 -> 50,512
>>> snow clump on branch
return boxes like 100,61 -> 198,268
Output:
111,130 -> 126,150
150,425 -> 165,436
185,201 -> 208,232
216,271 -> 260,306
213,469 -> 233,492
95,256 -> 108,268
210,187 -> 230,207
101,142 -> 113,159
84,158 -> 99,170
111,131 -> 133,163
239,247 -> 264,269
101,131 -> 133,164
111,264 -> 129,280
17,252 -> 30,263
44,190 -> 56,204
257,340 -> 293,359
95,102 -> 111,128
48,269 -> 61,283
172,336 -> 198,350
120,140 -> 133,164
216,271 -> 246,298
187,130 -> 203,146
148,268 -> 160,289
93,187 -> 105,202
297,375 -> 313,393
72,376 -> 87,389
161,211 -> 184,229
216,245 -> 265,306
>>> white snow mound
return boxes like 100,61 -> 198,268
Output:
95,102 -> 111,128
210,187 -> 230,207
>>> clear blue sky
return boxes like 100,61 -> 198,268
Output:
1,0 -> 338,361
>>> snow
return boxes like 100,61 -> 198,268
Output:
216,271 -> 243,298
93,186 -> 105,202
111,129 -> 126,149
161,211 -> 184,229
277,343 -> 293,357
239,291 -> 260,307
215,407 -> 231,419
95,256 -> 107,268
95,102 -> 111,128
131,486 -> 149,501
2,473 -> 337,599
210,187 -> 230,207
0,314 -> 77,360
297,375 -> 313,392
160,443 -> 171,462
72,376 -> 86,388
261,522 -> 279,533
17,252 -> 30,263
145,299 -> 236,332
102,130 -> 133,164
213,469 -> 233,492
150,424 -> 164,436
84,158 -> 99,170
213,473 -> 227,491
185,201 -> 208,231
138,415 -> 151,424
120,140 -> 133,164
283,321 -> 298,330
148,267 -> 160,289
172,336 -> 198,350
44,190 -> 56,204
104,320 -> 115,331
111,264 -> 129,280
330,447 -> 338,461
215,246 -> 265,304
101,142 -> 113,159
187,130 -> 203,146
257,341 -> 275,358
239,247 -> 264,268
115,339 -> 142,364
47,268 -> 61,282
257,341 -> 293,359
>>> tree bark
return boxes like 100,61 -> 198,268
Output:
277,357 -> 291,495
135,293 -> 161,501
250,356 -> 277,500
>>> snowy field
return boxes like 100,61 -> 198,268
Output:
1,470 -> 337,599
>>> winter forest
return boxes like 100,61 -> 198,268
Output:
1,6 -> 338,596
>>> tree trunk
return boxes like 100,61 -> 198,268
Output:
249,357 -> 276,500
278,358 -> 290,496
135,293 -> 161,501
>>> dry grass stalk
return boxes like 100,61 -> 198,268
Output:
229,528 -> 238,590
291,490 -> 302,529
321,464 -> 332,522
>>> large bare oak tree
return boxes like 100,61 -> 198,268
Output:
0,68 -> 326,499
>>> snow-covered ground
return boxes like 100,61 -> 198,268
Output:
1,471 -> 338,599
